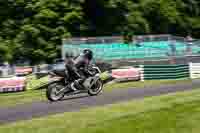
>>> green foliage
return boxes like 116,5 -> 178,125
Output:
0,0 -> 199,63
0,38 -> 13,62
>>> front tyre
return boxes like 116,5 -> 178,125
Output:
88,79 -> 103,96
46,82 -> 65,101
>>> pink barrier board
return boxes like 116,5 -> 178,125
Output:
15,67 -> 33,74
112,68 -> 140,79
0,77 -> 26,93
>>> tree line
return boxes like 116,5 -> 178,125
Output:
0,0 -> 199,64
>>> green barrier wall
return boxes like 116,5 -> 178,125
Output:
143,64 -> 190,80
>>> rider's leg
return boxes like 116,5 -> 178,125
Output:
74,70 -> 86,90
65,65 -> 79,91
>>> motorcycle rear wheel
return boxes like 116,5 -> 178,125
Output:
46,82 -> 65,101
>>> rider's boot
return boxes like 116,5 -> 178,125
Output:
74,79 -> 85,90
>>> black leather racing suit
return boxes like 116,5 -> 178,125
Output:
65,54 -> 90,88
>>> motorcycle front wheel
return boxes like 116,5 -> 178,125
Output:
46,82 -> 65,101
88,79 -> 103,96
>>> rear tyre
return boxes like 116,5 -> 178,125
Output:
46,82 -> 65,101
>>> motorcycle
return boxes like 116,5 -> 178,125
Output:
46,64 -> 103,101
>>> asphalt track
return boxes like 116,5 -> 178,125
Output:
1,79 -> 200,125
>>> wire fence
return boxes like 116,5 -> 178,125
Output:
62,34 -> 200,60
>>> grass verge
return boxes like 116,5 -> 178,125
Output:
1,87 -> 200,133
0,78 -> 192,108
0,90 -> 46,108
104,78 -> 192,91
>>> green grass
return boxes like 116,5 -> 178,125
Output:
25,74 -> 49,90
0,90 -> 46,107
1,88 -> 200,133
0,78 -> 192,108
104,78 -> 192,91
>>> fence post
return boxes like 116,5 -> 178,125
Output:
189,62 -> 193,79
33,66 -> 38,73
13,65 -> 16,75
169,57 -> 175,64
139,65 -> 144,81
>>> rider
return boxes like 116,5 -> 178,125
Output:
65,49 -> 93,91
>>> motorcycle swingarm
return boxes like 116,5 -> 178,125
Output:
65,90 -> 88,96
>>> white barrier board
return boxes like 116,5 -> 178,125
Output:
189,63 -> 200,79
